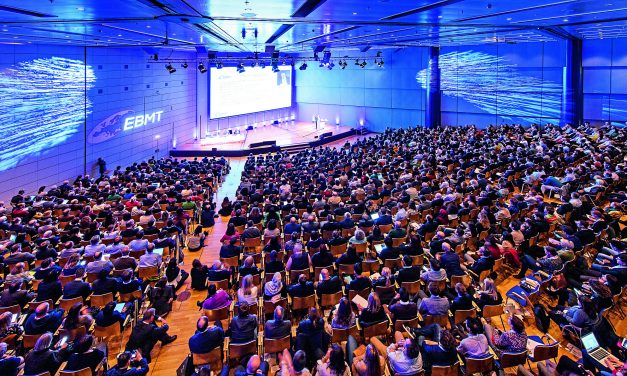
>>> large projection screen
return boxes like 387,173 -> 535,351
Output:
210,66 -> 292,119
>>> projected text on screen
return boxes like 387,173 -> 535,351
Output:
210,66 -> 292,119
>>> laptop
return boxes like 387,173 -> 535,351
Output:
374,243 -> 384,254
114,302 -> 126,313
370,213 -> 380,220
581,332 -> 612,363
154,248 -> 164,256
9,234 -> 17,243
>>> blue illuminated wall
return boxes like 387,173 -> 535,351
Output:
438,41 -> 567,127
0,45 -> 197,200
582,39 -> 627,125
294,49 -> 428,132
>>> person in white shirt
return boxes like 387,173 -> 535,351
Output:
371,331 -> 423,376
83,236 -> 106,258
139,244 -> 162,268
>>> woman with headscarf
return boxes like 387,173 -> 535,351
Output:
263,272 -> 286,301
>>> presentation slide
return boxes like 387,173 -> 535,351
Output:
210,66 -> 292,119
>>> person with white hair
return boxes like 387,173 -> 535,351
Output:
0,340 -> 23,375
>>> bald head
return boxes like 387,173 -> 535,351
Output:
35,302 -> 49,317
320,268 -> 329,280
247,355 -> 261,373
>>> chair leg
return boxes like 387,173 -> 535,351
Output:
499,315 -> 506,331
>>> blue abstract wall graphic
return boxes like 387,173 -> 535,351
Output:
87,110 -> 134,144
0,57 -> 95,172
416,50 -> 563,124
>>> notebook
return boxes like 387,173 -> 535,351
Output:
370,213 -> 380,220
352,294 -> 368,308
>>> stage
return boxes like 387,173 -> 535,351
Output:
170,122 -> 364,157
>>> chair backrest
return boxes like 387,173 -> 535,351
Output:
264,335 -> 291,354
94,322 -> 121,339
424,314 -> 450,329
330,243 -> 347,256
314,265 -> 334,278
331,325 -> 359,343
353,242 -> 368,255
207,279 -> 229,291
383,258 -> 402,270
363,320 -> 389,340
391,237 -> 405,247
348,288 -> 371,302
59,367 -> 92,376
119,290 -> 142,302
289,268 -> 310,283
28,299 -> 53,313
401,281 -> 421,295
59,274 -> 75,287
0,304 -> 21,315
379,224 -> 393,234
292,295 -> 316,311
220,256 -> 239,268
58,325 -> 87,341
90,292 -> 114,308
338,263 -> 355,276
375,285 -> 396,300
482,304 -> 504,318
228,340 -> 257,359
465,355 -> 494,375
244,237 -> 261,248
320,290 -> 343,308
531,341 -> 559,362
203,306 -> 230,322
192,346 -> 223,370
449,274 -> 471,288
138,265 -> 159,279
410,254 -> 424,266
86,272 -> 99,283
0,333 -> 18,350
59,296 -> 83,312
431,361 -> 460,376
499,350 -> 528,368
22,333 -> 43,349
454,308 -> 477,325
395,317 -> 420,333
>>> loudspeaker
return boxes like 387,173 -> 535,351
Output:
273,120 -> 279,125
246,125 -> 253,131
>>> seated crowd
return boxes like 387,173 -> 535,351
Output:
187,123 -> 626,376
0,156 -> 228,375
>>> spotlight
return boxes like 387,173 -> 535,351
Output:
327,61 -> 335,70
299,62 -> 308,70
354,59 -> 361,66
165,64 -> 176,74
339,60 -> 347,69
360,60 -> 367,68
182,62 -> 188,69
237,62 -> 245,73
216,61 -> 223,69
259,61 -> 266,69
198,63 -> 207,73
322,51 -> 331,64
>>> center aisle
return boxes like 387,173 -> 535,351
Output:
145,157 -> 245,375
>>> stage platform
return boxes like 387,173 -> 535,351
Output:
170,122 -> 365,157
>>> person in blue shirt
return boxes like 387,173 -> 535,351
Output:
189,316 -> 224,355
106,351 -> 149,376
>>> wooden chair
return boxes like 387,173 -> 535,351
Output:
338,263 -> 355,276
58,325 -> 87,342
292,295 -> 316,312
138,265 -> 159,280
94,322 -> 122,340
263,297 -> 288,319
330,243 -> 347,257
401,281 -> 421,295
391,237 -> 405,247
320,290 -> 343,308
409,254 -> 424,266
228,340 -> 257,361
383,258 -> 402,270
23,333 -> 44,350
481,304 -> 506,330
119,290 -> 142,302
0,304 -> 21,315
314,265 -> 334,278
0,333 -> 19,351
465,355 -> 494,375
454,308 -> 477,325
379,224 -> 393,234
86,272 -> 99,283
527,336 -> 559,365
289,268 -> 310,283
395,317 -> 420,333
353,242 -> 368,255
59,274 -> 75,287
263,335 -> 291,354
220,256 -> 239,269
432,361 -> 460,376
59,296 -> 83,312
28,299 -> 53,312
90,292 -> 113,308
207,279 -> 229,291
192,346 -> 223,372
424,314 -> 451,329
363,320 -> 389,341
203,306 -> 230,322
499,350 -> 528,370
244,237 -> 262,253
331,325 -> 359,343
58,368 -> 92,376
348,288 -> 371,302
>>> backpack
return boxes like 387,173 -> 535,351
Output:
533,304 -> 550,333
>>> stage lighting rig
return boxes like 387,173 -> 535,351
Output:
165,64 -> 176,73
181,62 -> 188,69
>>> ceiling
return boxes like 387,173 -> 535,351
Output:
0,0 -> 626,53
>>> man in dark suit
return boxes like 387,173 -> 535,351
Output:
238,256 -> 261,277
468,249 -> 495,279
288,275 -> 315,298
113,247 -> 137,271
388,287 -> 418,323
0,282 -> 35,307
347,263 -> 372,292
315,268 -> 342,296
429,231 -> 447,254
23,302 -> 64,335
228,303 -> 258,344
207,261 -> 231,282
91,268 -> 119,295
439,242 -> 465,278
126,308 -> 177,363
188,316 -> 224,354
263,306 -> 291,339
396,256 -> 421,284
220,237 -> 242,259
378,237 -> 399,261
62,267 -> 92,300
374,209 -> 393,226
117,270 -> 143,295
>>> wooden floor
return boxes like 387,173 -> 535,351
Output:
108,136 -> 626,375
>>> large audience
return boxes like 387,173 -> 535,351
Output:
0,123 -> 625,376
